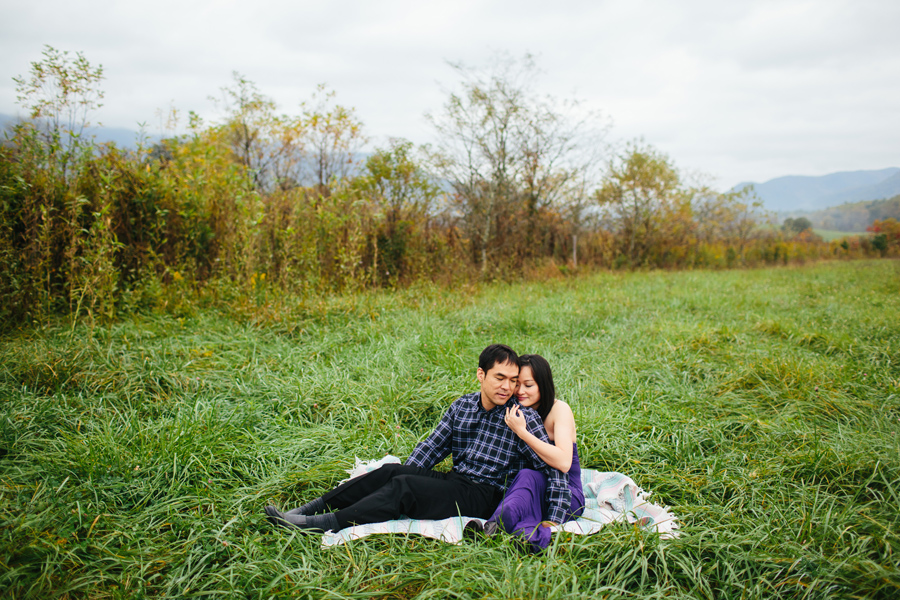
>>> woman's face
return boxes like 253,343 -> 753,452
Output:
516,365 -> 541,409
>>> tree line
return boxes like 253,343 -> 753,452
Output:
795,195 -> 900,232
2,47 -> 893,327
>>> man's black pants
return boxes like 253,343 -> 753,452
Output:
322,464 -> 504,529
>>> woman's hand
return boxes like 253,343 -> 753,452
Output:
504,405 -> 528,436
540,521 -> 559,528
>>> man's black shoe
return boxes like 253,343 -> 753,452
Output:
265,505 -> 337,532
265,505 -> 293,528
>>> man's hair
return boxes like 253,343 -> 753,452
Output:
518,354 -> 556,421
479,344 -> 518,373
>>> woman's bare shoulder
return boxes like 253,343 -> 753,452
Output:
548,400 -> 576,427
550,399 -> 573,416
546,400 -> 576,444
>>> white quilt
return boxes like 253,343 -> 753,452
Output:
321,456 -> 680,547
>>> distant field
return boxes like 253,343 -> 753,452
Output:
813,228 -> 867,241
1,260 -> 898,598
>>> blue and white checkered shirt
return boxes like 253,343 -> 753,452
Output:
405,391 -> 571,525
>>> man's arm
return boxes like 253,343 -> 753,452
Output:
516,411 -> 571,525
404,400 -> 456,469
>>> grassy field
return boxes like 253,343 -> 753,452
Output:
813,229 -> 867,242
1,260 -> 899,599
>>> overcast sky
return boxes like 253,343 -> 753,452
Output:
2,0 -> 898,189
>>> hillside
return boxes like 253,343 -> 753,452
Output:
804,195 -> 900,232
735,167 -> 900,212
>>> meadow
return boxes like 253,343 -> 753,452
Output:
813,229 -> 867,243
813,229 -> 853,242
1,260 -> 898,599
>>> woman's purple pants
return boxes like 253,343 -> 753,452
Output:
488,468 -> 583,553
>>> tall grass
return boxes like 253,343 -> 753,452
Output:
1,260 -> 898,598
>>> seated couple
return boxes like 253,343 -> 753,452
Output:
265,344 -> 584,552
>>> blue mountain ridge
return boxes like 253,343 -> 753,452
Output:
734,167 -> 900,212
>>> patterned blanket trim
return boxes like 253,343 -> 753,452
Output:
321,456 -> 680,547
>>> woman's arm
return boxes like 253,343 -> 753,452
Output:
505,401 -> 576,473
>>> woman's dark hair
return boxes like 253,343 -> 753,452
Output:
518,354 -> 555,421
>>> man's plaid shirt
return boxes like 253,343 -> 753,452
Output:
404,391 -> 571,525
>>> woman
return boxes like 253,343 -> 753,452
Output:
479,354 -> 584,552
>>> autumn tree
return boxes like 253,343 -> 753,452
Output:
428,53 -> 605,272
783,216 -> 813,235
4,46 -> 117,322
559,172 -> 597,268
12,44 -> 105,181
595,141 -> 680,266
694,184 -> 764,259
355,138 -> 442,284
213,72 -> 305,192
868,218 -> 900,255
360,138 -> 440,223
300,84 -> 366,193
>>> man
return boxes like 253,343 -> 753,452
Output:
265,344 -> 570,532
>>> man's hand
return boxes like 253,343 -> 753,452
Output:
504,405 -> 528,437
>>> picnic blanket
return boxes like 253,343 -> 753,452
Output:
321,456 -> 679,547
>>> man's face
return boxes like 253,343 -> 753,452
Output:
477,360 -> 519,411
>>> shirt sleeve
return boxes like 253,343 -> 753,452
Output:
404,399 -> 455,469
517,410 -> 571,525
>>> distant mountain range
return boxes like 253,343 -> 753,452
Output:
734,167 -> 900,212
1,113 -> 155,148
